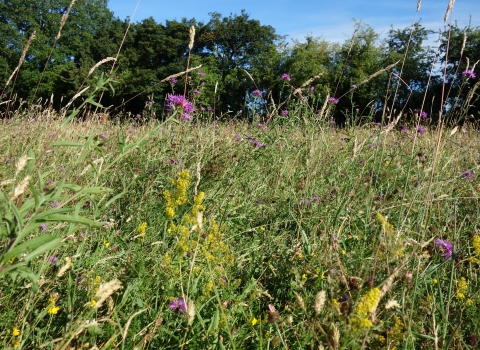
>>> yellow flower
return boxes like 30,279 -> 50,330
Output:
456,277 -> 468,300
472,236 -> 480,256
104,239 -> 110,248
297,253 -> 303,259
341,249 -> 346,255
48,304 -> 60,315
259,226 -> 265,231
302,274 -> 307,280
251,317 -> 258,326
12,338 -> 20,348
137,222 -> 147,236
12,327 -> 20,336
433,279 -> 438,284
90,299 -> 97,307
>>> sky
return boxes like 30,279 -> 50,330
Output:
107,0 -> 480,45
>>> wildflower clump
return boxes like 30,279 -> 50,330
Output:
163,170 -> 191,218
377,213 -> 405,260
456,277 -> 468,300
137,222 -> 147,237
351,288 -> 381,330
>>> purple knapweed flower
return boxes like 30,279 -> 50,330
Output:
417,125 -> 425,135
420,111 -> 428,118
207,106 -> 212,111
328,97 -> 339,104
60,166 -> 65,173
340,173 -> 346,177
309,86 -> 315,92
198,72 -> 205,77
379,193 -> 384,199
40,224 -> 48,231
351,84 -> 358,89
401,125 -> 408,133
434,238 -> 453,259
166,94 -> 194,122
169,297 -> 186,313
461,170 -> 474,180
99,134 -> 107,141
169,77 -> 177,84
280,110 -> 288,116
281,73 -> 291,81
252,89 -> 262,97
200,107 -> 205,111
193,89 -> 201,95
48,256 -> 59,265
462,70 -> 476,79
1,93 -> 7,99
50,202 -> 60,208
6,157 -> 13,163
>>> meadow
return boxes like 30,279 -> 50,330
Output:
1,0 -> 480,348
0,105 -> 479,348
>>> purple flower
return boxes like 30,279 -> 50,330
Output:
169,77 -> 177,84
401,125 -> 408,133
50,202 -> 60,208
420,111 -> 428,119
252,89 -> 262,97
250,140 -> 267,148
281,73 -> 291,81
355,108 -> 359,112
280,110 -> 288,116
379,193 -> 384,199
6,157 -> 13,163
207,106 -> 212,111
461,170 -> 474,180
99,134 -> 107,141
40,224 -> 48,231
166,94 -> 194,122
60,166 -> 65,173
434,238 -> 453,259
200,107 -> 205,111
340,173 -> 346,177
169,297 -> 186,313
148,101 -> 153,106
462,70 -> 476,79
310,86 -> 315,92
1,93 -> 7,99
193,89 -> 201,95
417,125 -> 425,135
351,84 -> 358,89
48,256 -> 59,265
198,72 -> 205,77
135,114 -> 141,120
328,97 -> 339,104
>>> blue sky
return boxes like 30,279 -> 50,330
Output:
107,0 -> 480,44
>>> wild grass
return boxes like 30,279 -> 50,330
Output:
0,109 -> 479,348
1,0 -> 480,348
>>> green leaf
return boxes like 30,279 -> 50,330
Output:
85,98 -> 104,108
105,190 -> 127,207
50,141 -> 84,147
82,187 -> 112,195
31,208 -> 73,221
1,235 -> 59,264
24,237 -> 63,262
75,129 -> 94,165
63,184 -> 82,192
42,214 -> 103,228
60,109 -> 80,128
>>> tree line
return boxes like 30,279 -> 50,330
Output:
1,0 -> 479,123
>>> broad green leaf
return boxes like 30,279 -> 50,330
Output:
82,187 -> 112,195
24,237 -> 63,262
31,208 -> 73,221
63,184 -> 82,192
105,191 -> 127,207
42,214 -> 103,228
50,141 -> 84,147
1,235 -> 58,264
75,129 -> 94,165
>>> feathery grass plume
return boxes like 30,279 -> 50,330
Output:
293,72 -> 324,97
63,86 -> 89,111
314,290 -> 326,315
188,25 -> 196,51
5,31 -> 36,88
317,94 -> 330,121
331,323 -> 340,349
187,299 -> 195,325
416,0 -> 422,11
385,299 -> 400,309
56,0 -> 76,40
87,57 -> 117,78
460,31 -> 467,57
357,61 -> 399,87
94,279 -> 122,309
444,0 -> 455,22
1,179 -> 15,187
293,291 -> 306,312
15,155 -> 29,177
12,175 -> 31,201
56,257 -> 72,277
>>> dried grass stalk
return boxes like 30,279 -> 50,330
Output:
293,291 -> 306,312
87,57 -> 117,78
293,72 -> 324,97
1,179 -> 15,187
317,94 -> 330,121
331,323 -> 340,349
56,257 -> 72,277
357,61 -> 399,87
188,26 -> 196,50
94,279 -> 123,309
55,0 -> 76,41
15,155 -> 30,176
64,86 -> 90,111
5,31 -> 36,87
460,31 -> 467,57
187,299 -> 195,325
13,176 -> 31,200
444,0 -> 455,22
314,290 -> 326,315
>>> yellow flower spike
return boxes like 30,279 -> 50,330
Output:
251,317 -> 258,326
137,222 -> 147,236
104,239 -> 110,248
12,327 -> 20,336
